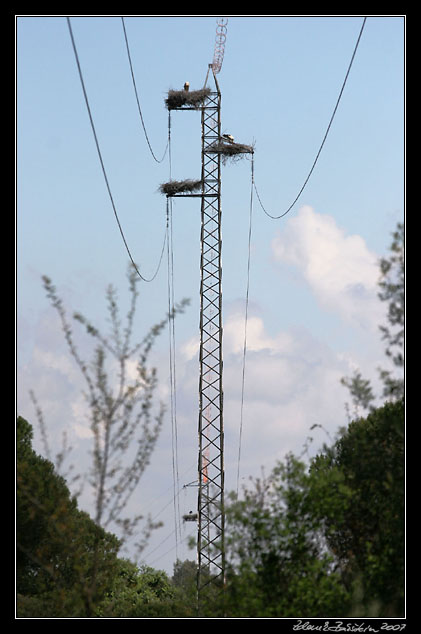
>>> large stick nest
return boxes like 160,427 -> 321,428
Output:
165,87 -> 212,110
159,179 -> 202,196
207,140 -> 254,164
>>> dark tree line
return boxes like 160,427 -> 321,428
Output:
17,396 -> 404,617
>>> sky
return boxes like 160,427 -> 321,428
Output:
16,15 -> 405,575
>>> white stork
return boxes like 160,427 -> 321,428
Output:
184,81 -> 190,91
222,133 -> 234,143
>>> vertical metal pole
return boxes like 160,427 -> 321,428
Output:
197,68 -> 225,609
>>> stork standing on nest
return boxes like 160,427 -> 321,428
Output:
222,133 -> 234,143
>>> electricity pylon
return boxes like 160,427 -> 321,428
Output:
197,69 -> 225,600
162,67 -> 225,607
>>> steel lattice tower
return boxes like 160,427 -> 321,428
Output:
162,68 -> 225,605
162,65 -> 252,610
162,61 -> 253,609
197,71 -> 225,598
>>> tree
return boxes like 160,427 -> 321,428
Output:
17,418 -> 198,618
341,222 -> 404,415
17,416 -> 121,617
378,222 -> 404,400
340,370 -> 376,421
172,558 -> 197,593
311,399 -> 405,616
223,456 -> 352,617
222,399 -> 404,618
34,265 -> 188,556
96,559 -> 197,617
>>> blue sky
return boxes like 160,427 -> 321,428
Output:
17,15 -> 404,574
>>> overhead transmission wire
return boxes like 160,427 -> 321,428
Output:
167,197 -> 182,560
140,463 -> 197,566
66,16 -> 166,283
165,115 -> 182,562
68,15 -> 182,559
143,522 -> 195,567
236,18 -> 367,495
254,16 -> 367,220
121,16 -> 169,164
123,13 -> 183,558
236,155 -> 255,498
121,12 -> 181,540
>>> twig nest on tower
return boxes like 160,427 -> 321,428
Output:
207,140 -> 254,164
165,87 -> 211,110
159,179 -> 202,196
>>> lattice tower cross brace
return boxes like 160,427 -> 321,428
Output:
197,69 -> 225,598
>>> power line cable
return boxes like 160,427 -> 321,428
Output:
236,155 -> 254,498
166,197 -> 182,559
149,482 -> 184,524
66,16 -> 166,283
254,16 -> 367,220
144,526 -> 195,567
140,461 -> 196,519
170,199 -> 182,543
121,17 -> 169,163
164,118 -> 182,558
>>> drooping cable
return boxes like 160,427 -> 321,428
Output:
164,115 -> 182,558
143,523 -> 195,567
236,155 -> 255,498
166,196 -> 182,559
170,198 -> 182,545
254,16 -> 367,220
121,17 -> 169,163
66,17 -> 166,283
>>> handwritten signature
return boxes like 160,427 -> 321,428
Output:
293,622 -> 406,633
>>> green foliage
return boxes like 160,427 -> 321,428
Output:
222,399 -> 404,618
340,370 -> 376,421
97,560 -> 172,617
17,416 -> 121,617
311,399 -> 405,616
17,400 -> 404,617
378,223 -> 404,368
96,559 -> 197,617
377,222 -> 404,401
17,417 -> 196,618
223,456 -> 352,617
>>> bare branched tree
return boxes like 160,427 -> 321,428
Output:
33,264 -> 189,557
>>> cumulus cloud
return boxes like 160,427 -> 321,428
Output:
224,312 -> 294,356
271,205 -> 385,331
217,310 -> 351,488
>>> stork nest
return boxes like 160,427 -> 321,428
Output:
159,179 -> 202,196
207,140 -> 254,164
165,87 -> 211,110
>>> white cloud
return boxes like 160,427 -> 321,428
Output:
224,313 -> 294,356
271,205 -> 385,331
219,312 -> 350,488
181,336 -> 199,361
172,308 -> 353,479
